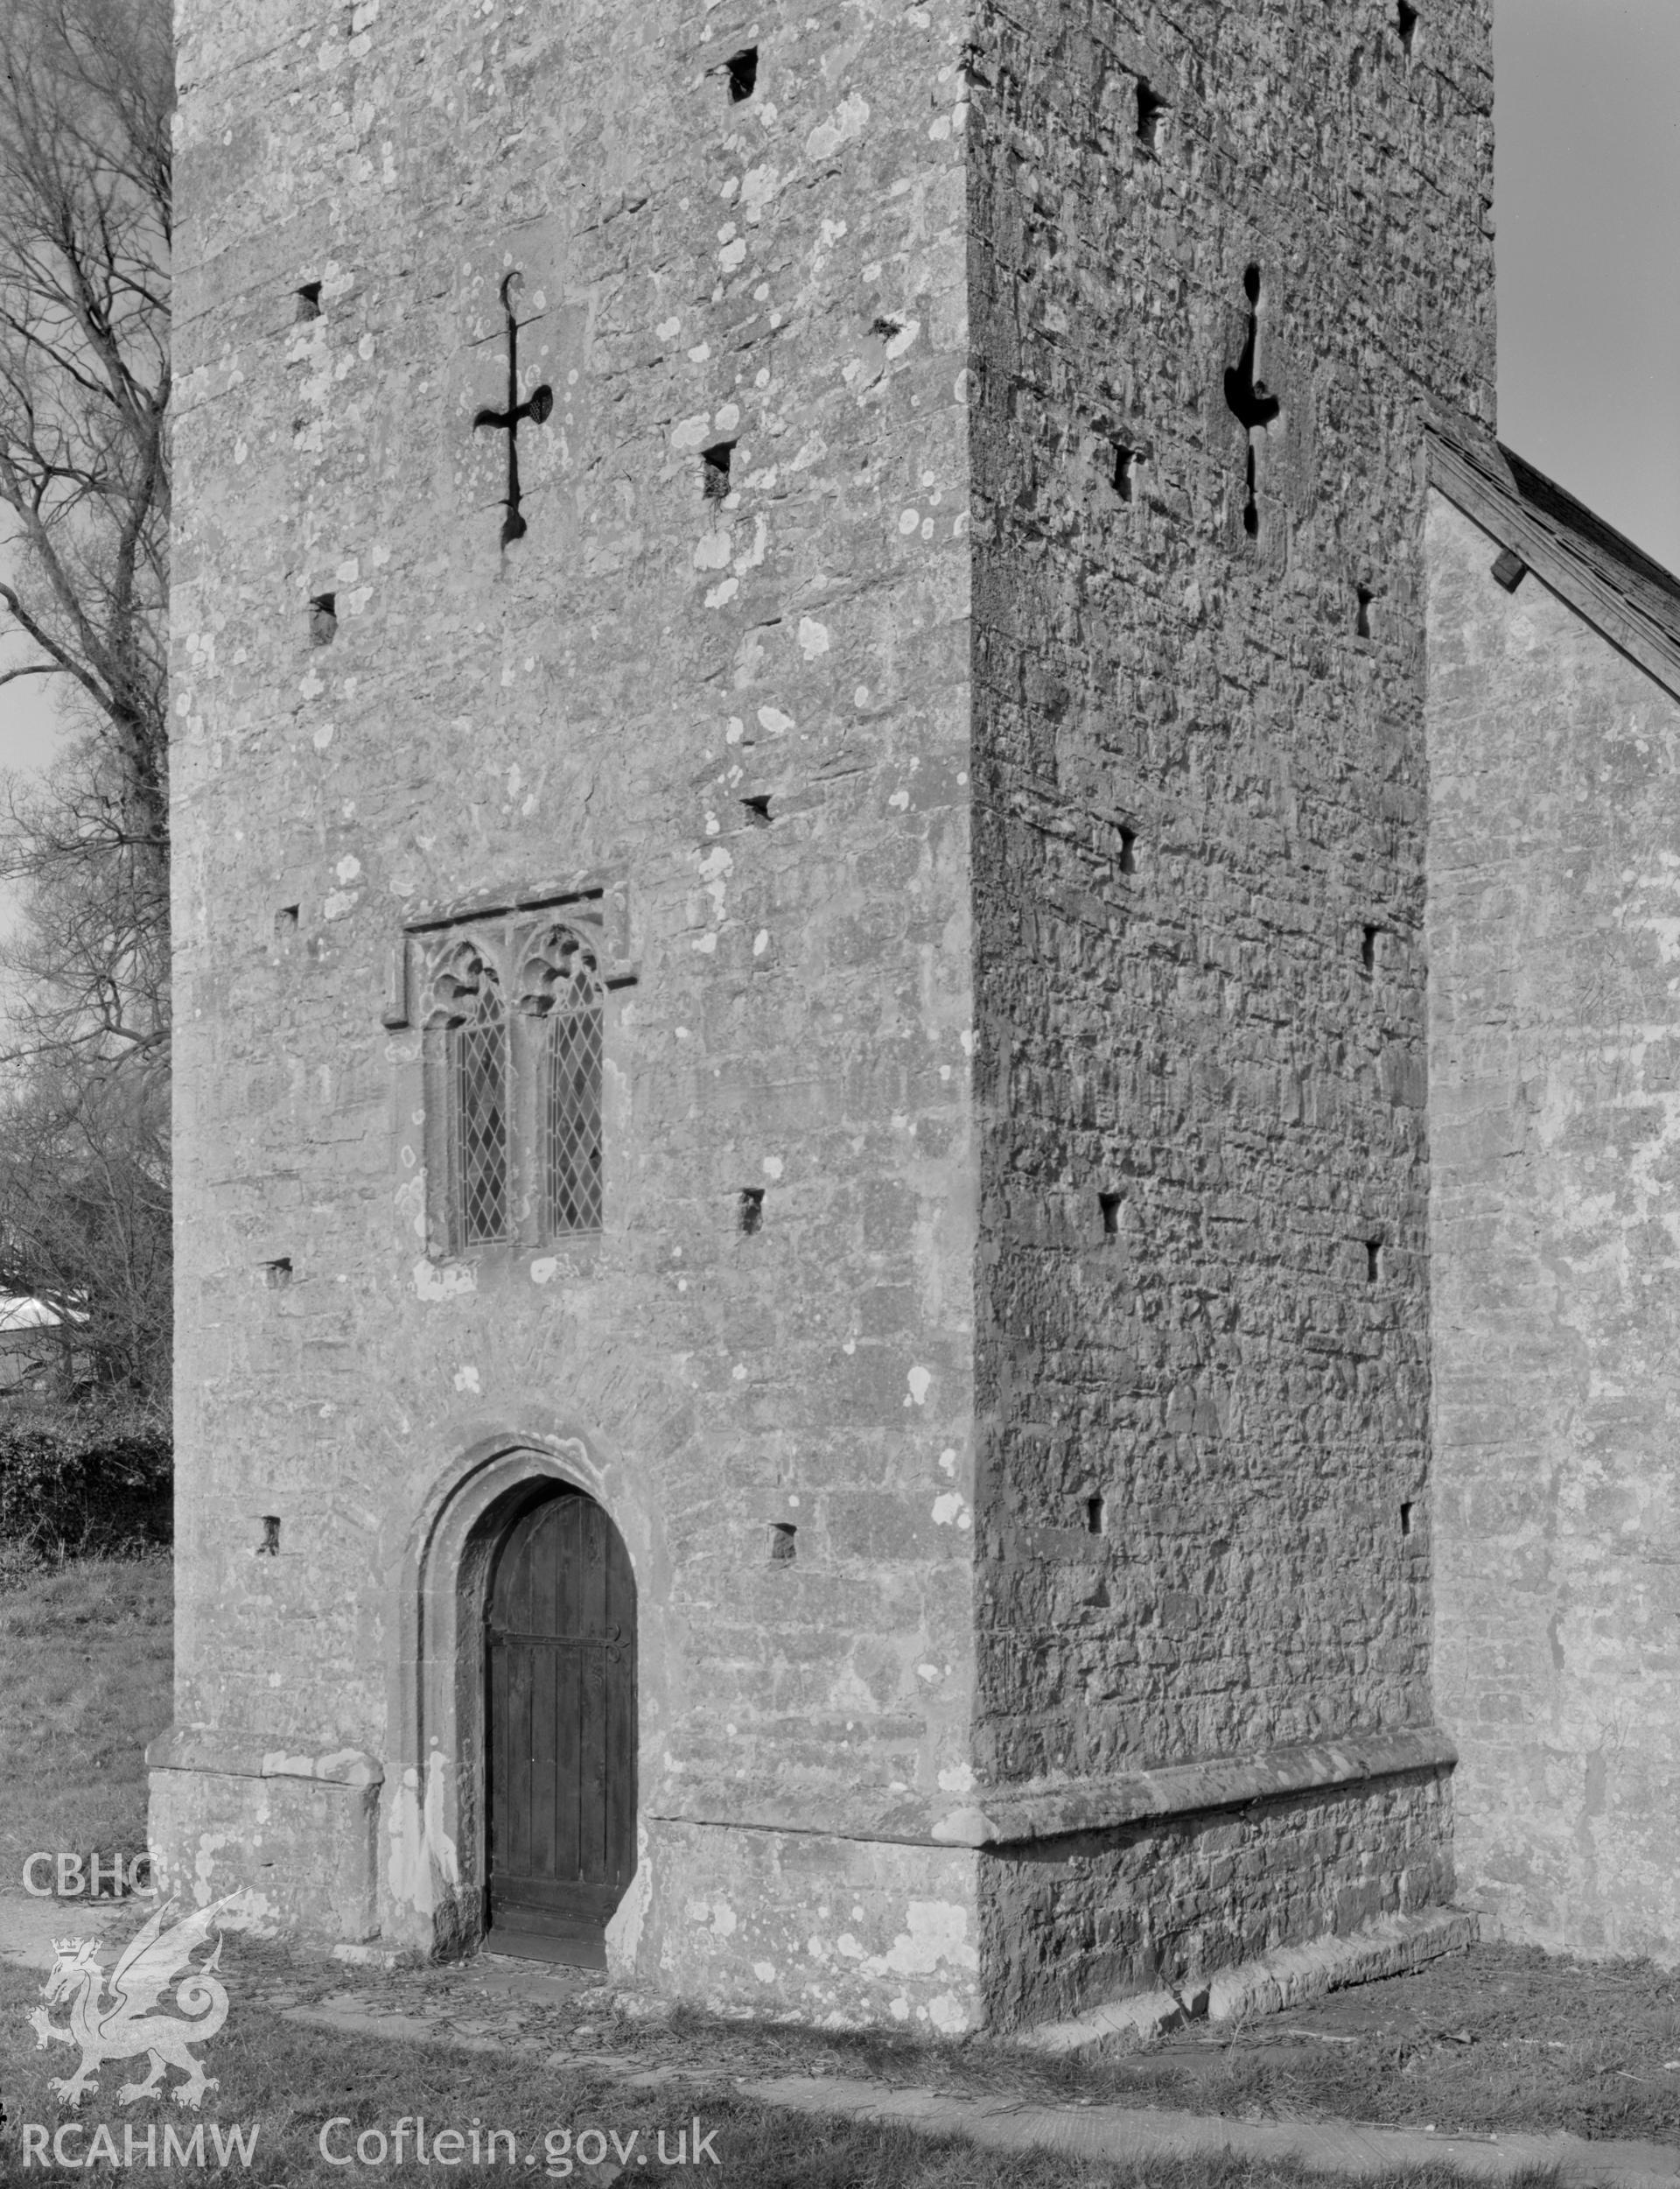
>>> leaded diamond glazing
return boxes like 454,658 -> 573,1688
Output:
545,985 -> 603,1235
454,997 -> 509,1246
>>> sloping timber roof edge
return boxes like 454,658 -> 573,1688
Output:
1427,417 -> 1680,707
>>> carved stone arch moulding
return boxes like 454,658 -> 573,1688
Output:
514,916 -> 603,1018
383,1428 -> 624,1959
417,931 -> 508,1030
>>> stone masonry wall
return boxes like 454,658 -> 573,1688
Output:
1428,489 -> 1680,1959
638,1825 -> 985,2031
166,0 -> 982,1989
979,1766 -> 1453,2030
964,0 -> 1494,1787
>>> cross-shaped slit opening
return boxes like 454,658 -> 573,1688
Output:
472,271 -> 555,548
1224,263 -> 1280,539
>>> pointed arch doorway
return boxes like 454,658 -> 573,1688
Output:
484,1487 -> 637,1966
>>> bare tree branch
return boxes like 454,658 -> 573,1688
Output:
0,0 -> 172,1400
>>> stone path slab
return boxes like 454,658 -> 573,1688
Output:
282,2000 -> 643,2077
741,2072 -> 1680,2186
0,1889 -> 138,1972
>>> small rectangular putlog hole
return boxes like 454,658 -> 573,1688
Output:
738,1188 -> 765,1235
258,1516 -> 281,1557
1085,1494 -> 1106,1535
1491,548 -> 1528,593
262,1257 -> 293,1289
295,282 -> 322,321
1366,1238 -> 1382,1283
275,904 -> 299,939
1099,1191 -> 1124,1237
702,440 -> 735,500
741,794 -> 771,826
1136,79 -> 1166,152
309,593 -> 337,645
727,46 -> 759,101
768,1520 -> 796,1562
1400,1500 -> 1415,1538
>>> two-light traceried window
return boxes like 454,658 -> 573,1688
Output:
418,917 -> 605,1256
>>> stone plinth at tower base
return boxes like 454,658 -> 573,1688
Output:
633,1826 -> 986,2031
147,1729 -> 382,1946
146,1728 -> 1455,2034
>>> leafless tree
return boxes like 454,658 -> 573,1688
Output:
0,0 -> 172,1401
0,1052 -> 169,1394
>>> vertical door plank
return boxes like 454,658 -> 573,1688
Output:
488,1629 -> 510,1902
507,1624 -> 534,1883
487,1488 -> 637,1932
555,1612 -> 583,1884
605,1526 -> 637,1890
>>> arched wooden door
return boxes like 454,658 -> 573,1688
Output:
485,1490 -> 636,1965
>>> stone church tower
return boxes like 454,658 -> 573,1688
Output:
156,0 -> 1494,2028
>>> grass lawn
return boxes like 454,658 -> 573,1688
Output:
0,1551 -> 172,1888
986,1942 -> 1680,2147
0,1956 -> 1535,2189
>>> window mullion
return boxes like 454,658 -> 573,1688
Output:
511,1007 -> 542,1248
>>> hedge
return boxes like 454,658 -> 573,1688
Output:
0,1401 -> 172,1554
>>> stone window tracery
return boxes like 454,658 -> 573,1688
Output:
414,911 -> 608,1258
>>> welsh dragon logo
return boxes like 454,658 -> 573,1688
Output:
29,1893 -> 251,2108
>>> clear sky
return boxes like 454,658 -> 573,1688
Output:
0,4 -> 1675,777
1494,0 -> 1680,572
